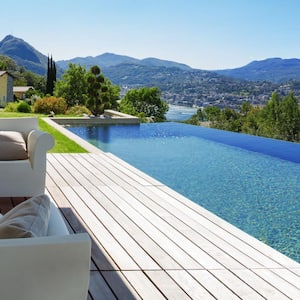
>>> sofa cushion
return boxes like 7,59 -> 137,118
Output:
0,194 -> 50,238
0,131 -> 28,160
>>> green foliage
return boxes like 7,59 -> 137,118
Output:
33,96 -> 67,114
3,102 -> 18,112
17,101 -> 31,113
54,63 -> 88,107
86,66 -> 120,115
120,87 -> 168,122
258,92 -> 300,141
54,64 -> 120,114
189,92 -> 300,142
66,105 -> 91,116
0,55 -> 18,71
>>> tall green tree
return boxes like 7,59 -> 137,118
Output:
46,55 -> 56,95
120,87 -> 168,122
258,92 -> 300,141
54,63 -> 88,107
278,92 -> 300,141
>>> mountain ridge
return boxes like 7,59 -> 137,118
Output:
57,52 -> 192,71
215,57 -> 300,83
1,35 -> 300,84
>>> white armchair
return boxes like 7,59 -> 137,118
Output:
0,117 -> 54,197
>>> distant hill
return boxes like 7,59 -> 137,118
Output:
0,35 -> 48,75
215,58 -> 300,83
2,35 -> 300,85
100,63 -> 209,86
57,53 -> 192,71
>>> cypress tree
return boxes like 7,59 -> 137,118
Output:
46,55 -> 56,95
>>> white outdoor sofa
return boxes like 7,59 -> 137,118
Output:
0,118 -> 91,299
0,194 -> 91,300
0,117 -> 54,197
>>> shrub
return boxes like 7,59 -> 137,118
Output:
4,102 -> 18,112
66,105 -> 91,116
17,101 -> 32,113
33,96 -> 67,114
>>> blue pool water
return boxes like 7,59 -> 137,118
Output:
68,122 -> 300,262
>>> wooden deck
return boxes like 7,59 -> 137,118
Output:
43,151 -> 300,299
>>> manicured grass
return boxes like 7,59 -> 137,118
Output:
0,111 -> 88,153
38,118 -> 88,153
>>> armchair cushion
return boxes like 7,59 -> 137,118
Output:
0,130 -> 28,160
0,194 -> 50,238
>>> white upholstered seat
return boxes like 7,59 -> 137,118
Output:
0,117 -> 54,197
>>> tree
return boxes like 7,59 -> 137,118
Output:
278,92 -> 300,141
241,105 -> 261,135
54,63 -> 88,107
258,92 -> 300,141
214,107 -> 242,132
86,66 -> 110,116
0,55 -> 18,71
120,87 -> 168,122
46,55 -> 56,95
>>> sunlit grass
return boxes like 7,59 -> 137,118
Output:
38,118 -> 88,153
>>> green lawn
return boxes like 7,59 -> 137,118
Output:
0,111 -> 88,153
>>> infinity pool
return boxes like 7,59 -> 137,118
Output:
68,122 -> 300,262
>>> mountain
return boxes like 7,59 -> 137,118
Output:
215,58 -> 300,83
57,53 -> 139,70
57,53 -> 191,71
2,35 -> 300,85
0,35 -> 48,75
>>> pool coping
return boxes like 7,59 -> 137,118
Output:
49,109 -> 140,126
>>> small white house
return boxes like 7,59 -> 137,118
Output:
13,86 -> 34,100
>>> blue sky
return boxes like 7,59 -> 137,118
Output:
2,0 -> 300,70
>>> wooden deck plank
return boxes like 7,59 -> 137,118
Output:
97,152 -> 162,186
145,270 -> 191,299
72,185 -> 161,270
88,271 -> 117,300
121,271 -> 166,300
101,271 -> 141,300
252,268 -> 300,299
188,270 -> 241,299
44,153 -> 300,299
111,184 -> 224,270
230,269 -> 291,299
105,152 -> 163,186
86,184 -> 182,270
98,185 -> 203,269
166,270 -> 216,299
209,269 -> 268,299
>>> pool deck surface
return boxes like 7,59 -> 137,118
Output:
45,118 -> 300,299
